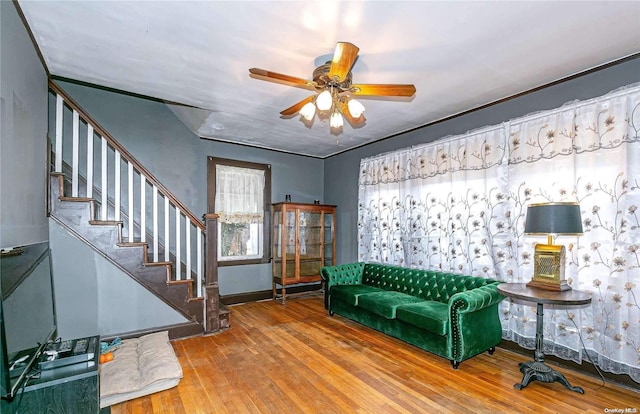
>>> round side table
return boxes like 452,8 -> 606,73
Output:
497,283 -> 592,393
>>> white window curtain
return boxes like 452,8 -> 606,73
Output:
358,83 -> 640,381
215,165 -> 264,224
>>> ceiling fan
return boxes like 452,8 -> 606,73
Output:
249,42 -> 416,129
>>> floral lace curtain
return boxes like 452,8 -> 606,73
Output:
358,84 -> 640,381
214,165 -> 264,224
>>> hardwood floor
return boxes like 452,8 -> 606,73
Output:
110,294 -> 638,413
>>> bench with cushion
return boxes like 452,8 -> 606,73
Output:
321,262 -> 505,368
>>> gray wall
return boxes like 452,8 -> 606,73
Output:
54,80 -> 325,296
324,57 -> 640,264
0,2 -> 49,249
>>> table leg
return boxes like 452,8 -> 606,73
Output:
514,303 -> 584,393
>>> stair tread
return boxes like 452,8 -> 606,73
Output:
144,261 -> 172,267
89,220 -> 123,225
169,279 -> 195,285
59,196 -> 95,202
117,241 -> 148,247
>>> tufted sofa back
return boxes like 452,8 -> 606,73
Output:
362,263 -> 495,303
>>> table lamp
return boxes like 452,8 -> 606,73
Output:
524,202 -> 583,291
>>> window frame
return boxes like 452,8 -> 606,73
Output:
207,156 -> 271,266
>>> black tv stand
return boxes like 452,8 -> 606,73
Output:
1,335 -> 100,414
39,337 -> 98,370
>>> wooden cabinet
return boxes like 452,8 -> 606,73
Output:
272,202 -> 336,304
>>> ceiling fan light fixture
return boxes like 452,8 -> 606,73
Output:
330,111 -> 344,129
250,41 -> 415,132
347,98 -> 365,118
316,90 -> 333,111
299,101 -> 316,121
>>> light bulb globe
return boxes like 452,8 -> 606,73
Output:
299,102 -> 316,121
348,98 -> 365,118
316,90 -> 333,111
330,112 -> 344,129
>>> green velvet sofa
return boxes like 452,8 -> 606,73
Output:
321,262 -> 505,368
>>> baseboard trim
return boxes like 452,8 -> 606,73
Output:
100,321 -> 203,342
498,340 -> 639,391
221,283 -> 322,305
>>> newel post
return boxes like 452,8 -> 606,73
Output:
204,213 -> 220,334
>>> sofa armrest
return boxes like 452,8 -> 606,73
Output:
447,283 -> 506,362
321,262 -> 366,289
321,262 -> 366,311
448,283 -> 505,314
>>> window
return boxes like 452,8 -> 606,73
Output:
208,157 -> 271,266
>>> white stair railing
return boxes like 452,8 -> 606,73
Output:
49,81 -> 205,298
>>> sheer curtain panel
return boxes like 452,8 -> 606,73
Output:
215,165 -> 264,224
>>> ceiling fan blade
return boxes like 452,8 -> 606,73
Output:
249,68 -> 317,91
350,84 -> 416,97
328,42 -> 360,82
337,99 -> 366,127
280,95 -> 315,117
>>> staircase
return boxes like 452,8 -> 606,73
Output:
47,80 -> 228,339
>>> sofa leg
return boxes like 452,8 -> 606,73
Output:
488,347 -> 495,355
451,360 -> 460,369
329,310 -> 334,316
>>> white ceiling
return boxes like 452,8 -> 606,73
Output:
18,1 -> 640,158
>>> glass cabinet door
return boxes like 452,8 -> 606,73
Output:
272,207 -> 283,279
323,211 -> 334,266
283,210 -> 296,281
299,211 -> 322,278
272,206 -> 298,282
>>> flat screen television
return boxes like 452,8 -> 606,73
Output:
0,242 -> 57,401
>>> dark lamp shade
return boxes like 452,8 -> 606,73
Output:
524,202 -> 583,235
